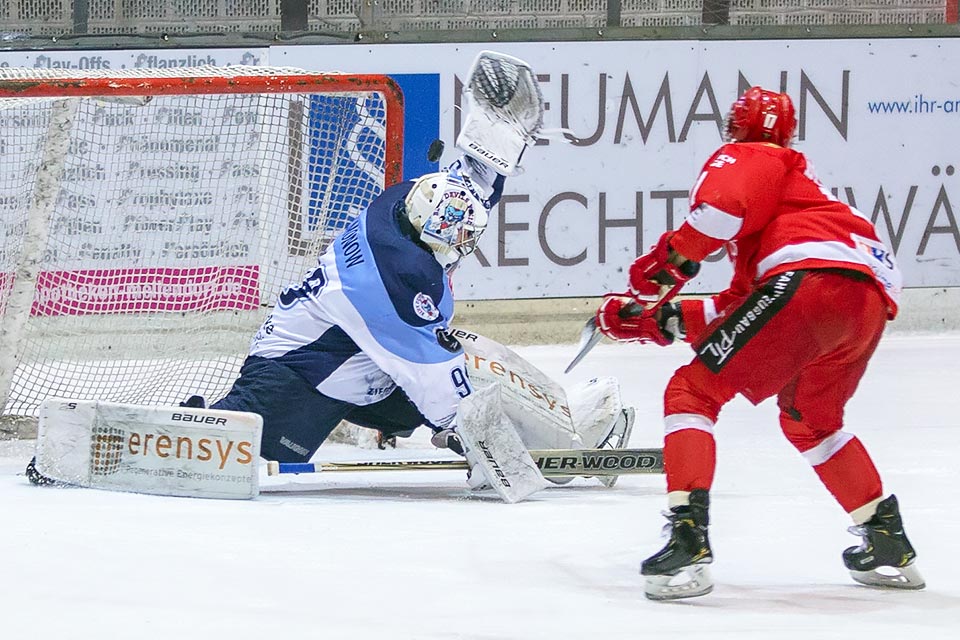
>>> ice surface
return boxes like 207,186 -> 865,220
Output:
2,334 -> 959,639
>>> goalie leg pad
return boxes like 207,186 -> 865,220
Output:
568,376 -> 630,449
35,399 -> 262,499
458,329 -> 582,451
455,384 -> 549,504
568,376 -> 637,487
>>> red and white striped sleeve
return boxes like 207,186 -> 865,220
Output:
670,144 -> 788,341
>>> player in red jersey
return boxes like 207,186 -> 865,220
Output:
596,87 -> 923,600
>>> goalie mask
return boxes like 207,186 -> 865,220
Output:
405,172 -> 489,269
724,86 -> 797,148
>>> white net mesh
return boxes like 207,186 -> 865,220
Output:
0,66 -> 402,422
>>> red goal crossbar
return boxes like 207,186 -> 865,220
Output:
0,69 -> 405,187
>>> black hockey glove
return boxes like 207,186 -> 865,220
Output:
430,428 -> 466,457
658,301 -> 686,342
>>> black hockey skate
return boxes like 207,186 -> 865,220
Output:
25,456 -> 60,487
843,494 -> 925,590
641,488 -> 714,600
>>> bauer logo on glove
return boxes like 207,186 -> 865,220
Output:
456,51 -> 545,176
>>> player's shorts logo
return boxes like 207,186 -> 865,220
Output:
413,292 -> 440,321
697,271 -> 803,372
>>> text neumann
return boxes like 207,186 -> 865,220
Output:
699,273 -> 794,366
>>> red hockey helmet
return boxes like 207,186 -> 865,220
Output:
724,86 -> 797,147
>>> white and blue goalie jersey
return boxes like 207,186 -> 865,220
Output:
248,181 -> 472,431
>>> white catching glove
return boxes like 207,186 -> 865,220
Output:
456,50 -> 545,177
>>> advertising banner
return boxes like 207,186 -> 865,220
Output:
3,41 -> 958,301
0,48 -> 265,71
276,40 -> 960,299
0,47 -> 272,313
30,266 -> 260,316
0,48 -> 393,311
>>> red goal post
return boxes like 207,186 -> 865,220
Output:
0,66 -> 404,430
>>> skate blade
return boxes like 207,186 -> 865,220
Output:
644,564 -> 714,601
850,561 -> 926,590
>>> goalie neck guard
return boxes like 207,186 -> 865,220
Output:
405,172 -> 488,269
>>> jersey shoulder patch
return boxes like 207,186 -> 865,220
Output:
413,292 -> 441,321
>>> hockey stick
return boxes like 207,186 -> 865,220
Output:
564,317 -> 607,374
564,261 -> 700,374
564,301 -> 659,374
267,447 -> 663,478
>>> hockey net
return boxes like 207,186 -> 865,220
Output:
0,66 -> 403,438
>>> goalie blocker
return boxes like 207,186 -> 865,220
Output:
32,399 -> 262,499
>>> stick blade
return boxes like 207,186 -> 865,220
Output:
564,317 -> 603,374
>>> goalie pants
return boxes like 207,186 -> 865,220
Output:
212,356 -> 428,462
662,270 -> 886,515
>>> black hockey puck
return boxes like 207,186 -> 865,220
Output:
427,139 -> 444,162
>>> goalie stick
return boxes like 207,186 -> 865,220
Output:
266,447 -> 663,478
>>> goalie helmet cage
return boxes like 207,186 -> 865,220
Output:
0,66 -> 403,433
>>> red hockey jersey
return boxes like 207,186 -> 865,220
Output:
670,142 -> 902,341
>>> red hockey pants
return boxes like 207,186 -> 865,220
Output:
662,270 -> 887,514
